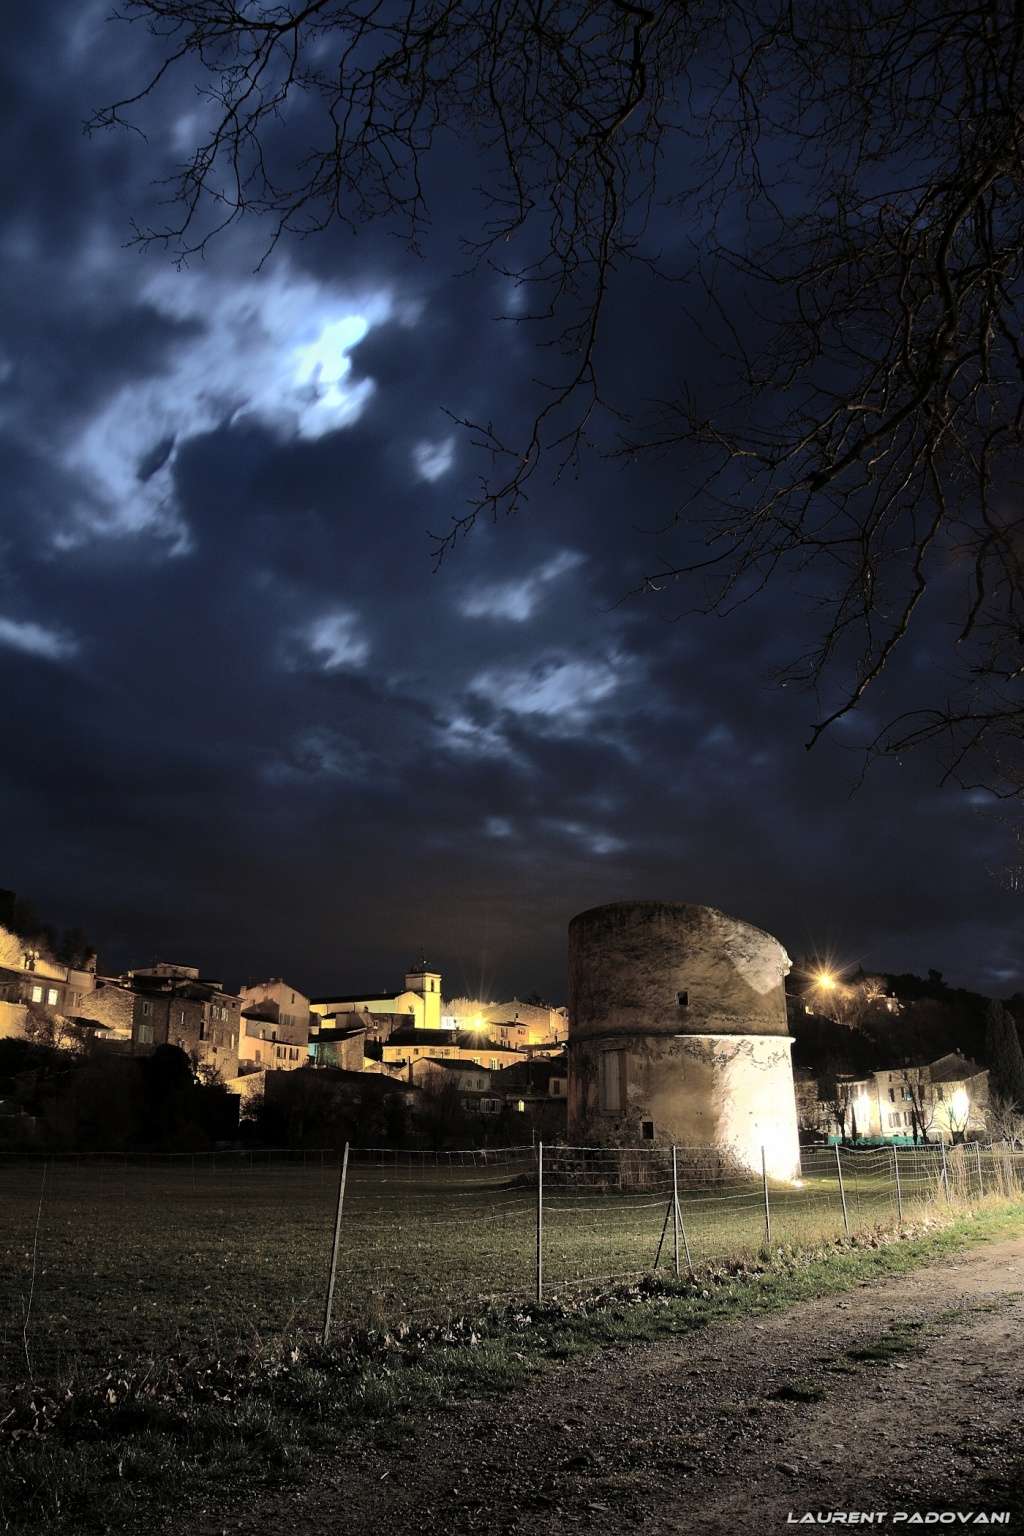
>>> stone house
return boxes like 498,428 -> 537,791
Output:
238,979 -> 312,1042
129,964 -> 241,1077
307,1022 -> 366,1071
409,1057 -> 493,1106
238,1010 -> 308,1071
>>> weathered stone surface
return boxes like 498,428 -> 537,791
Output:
567,902 -> 800,1179
569,901 -> 791,1040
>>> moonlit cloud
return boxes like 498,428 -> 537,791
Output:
459,549 -> 585,622
262,728 -> 377,785
485,816 -> 514,838
57,266 -> 391,551
439,714 -> 512,760
0,616 -> 78,661
551,820 -> 627,857
412,436 -> 455,482
470,654 -> 620,727
303,610 -> 371,671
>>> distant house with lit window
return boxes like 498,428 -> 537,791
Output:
816,1053 -> 989,1144
0,931 -> 100,1043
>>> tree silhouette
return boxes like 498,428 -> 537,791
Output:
93,2 -> 1023,795
985,997 -> 1024,1106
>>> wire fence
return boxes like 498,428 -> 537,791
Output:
1,1139 -> 1022,1384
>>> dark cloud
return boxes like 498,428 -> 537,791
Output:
0,2 -> 1019,1004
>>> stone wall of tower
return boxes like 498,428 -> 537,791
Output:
567,901 -> 801,1179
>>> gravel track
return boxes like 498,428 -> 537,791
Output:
181,1232 -> 1024,1536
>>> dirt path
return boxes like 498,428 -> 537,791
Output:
188,1235 -> 1024,1535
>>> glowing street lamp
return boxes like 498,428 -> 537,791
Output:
815,971 -> 837,991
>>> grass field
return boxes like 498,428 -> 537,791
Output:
0,1142 -> 1015,1384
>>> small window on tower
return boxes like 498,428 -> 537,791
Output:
641,1119 -> 655,1140
677,991 -> 688,1007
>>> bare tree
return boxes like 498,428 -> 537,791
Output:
985,1090 -> 1024,1146
898,1065 -> 936,1146
93,2 -> 1024,794
935,1083 -> 974,1144
818,1071 -> 859,1143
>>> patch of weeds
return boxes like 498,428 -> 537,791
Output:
846,1329 -> 926,1364
772,1380 -> 826,1403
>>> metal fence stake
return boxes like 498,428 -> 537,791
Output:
761,1145 -> 772,1249
322,1142 -> 349,1345
974,1141 -> 984,1200
892,1145 -> 903,1226
671,1146 -> 681,1278
940,1139 -> 950,1202
834,1144 -> 850,1238
536,1141 -> 544,1303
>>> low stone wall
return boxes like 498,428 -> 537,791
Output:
0,1001 -> 27,1040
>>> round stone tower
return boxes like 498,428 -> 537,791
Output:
567,901 -> 800,1179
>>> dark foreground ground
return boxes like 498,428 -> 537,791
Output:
166,1232 -> 1024,1536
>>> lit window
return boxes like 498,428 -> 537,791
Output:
137,1023 -> 153,1045
517,1099 -> 526,1112
47,988 -> 58,1006
30,985 -> 43,1003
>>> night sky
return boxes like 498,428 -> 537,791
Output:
1,4 -> 1019,1002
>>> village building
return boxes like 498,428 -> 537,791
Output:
235,977 -> 313,1074
239,978 -> 313,1040
311,963 -> 443,1040
380,1027 -> 526,1074
442,996 -> 568,1044
70,976 -> 137,1040
238,1011 -> 308,1071
409,1057 -> 493,1107
0,921 -> 100,1041
307,1022 -> 366,1071
128,964 -> 241,1078
807,1053 -> 990,1144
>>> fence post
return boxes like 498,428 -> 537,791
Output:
536,1141 -> 544,1303
322,1142 -> 350,1345
761,1145 -> 772,1249
892,1145 -> 903,1226
671,1145 -> 680,1278
834,1144 -> 851,1238
974,1141 -> 984,1200
939,1139 -> 950,1202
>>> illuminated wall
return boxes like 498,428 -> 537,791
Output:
568,901 -> 801,1181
